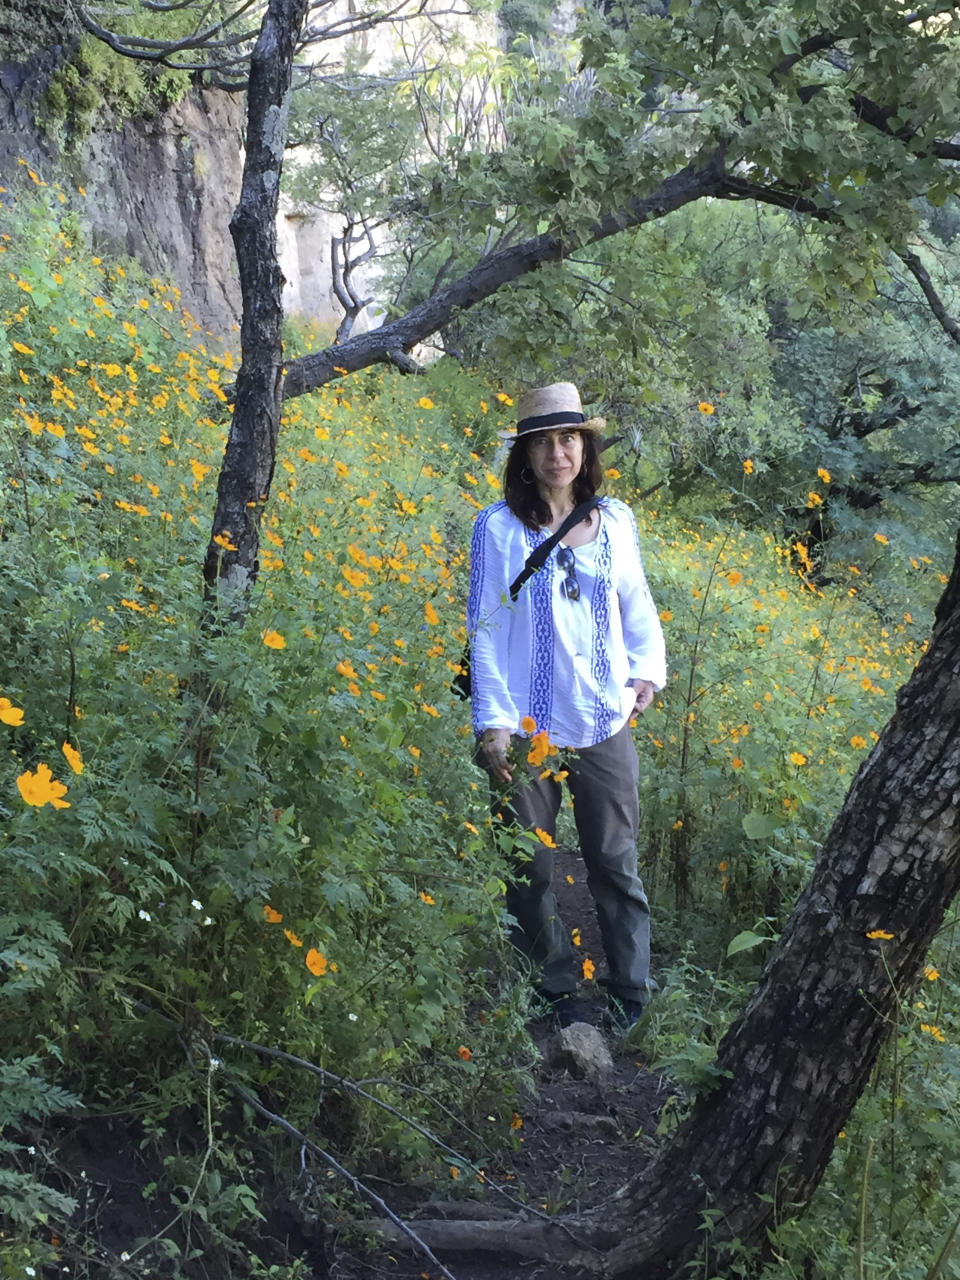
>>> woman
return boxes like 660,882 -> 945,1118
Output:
467,382 -> 666,1029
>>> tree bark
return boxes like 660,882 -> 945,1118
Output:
202,0 -> 310,605
379,528 -> 960,1277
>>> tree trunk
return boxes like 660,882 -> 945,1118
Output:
201,0 -> 309,606
382,528 -> 960,1276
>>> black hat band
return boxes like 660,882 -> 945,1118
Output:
516,410 -> 586,435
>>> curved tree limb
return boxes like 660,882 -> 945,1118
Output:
280,150 -> 729,399
898,250 -> 960,348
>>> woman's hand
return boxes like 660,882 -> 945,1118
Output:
628,679 -> 656,716
480,727 -> 513,782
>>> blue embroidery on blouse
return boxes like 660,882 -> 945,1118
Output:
591,522 -> 614,743
528,526 -> 554,731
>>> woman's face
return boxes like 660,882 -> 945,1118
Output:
526,428 -> 584,493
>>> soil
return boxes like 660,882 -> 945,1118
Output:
48,852 -> 674,1280
328,848 -> 675,1280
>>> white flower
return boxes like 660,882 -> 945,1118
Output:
348,1013 -> 358,1022
202,916 -> 213,926
191,899 -> 203,911
138,909 -> 152,922
121,1251 -> 130,1261
25,1268 -> 36,1276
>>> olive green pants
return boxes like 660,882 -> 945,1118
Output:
490,723 -> 654,1004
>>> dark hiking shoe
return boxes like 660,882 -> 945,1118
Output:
608,996 -> 646,1032
537,991 -> 590,1028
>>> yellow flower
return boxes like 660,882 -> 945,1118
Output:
924,966 -> 940,981
520,715 -> 537,733
419,891 -> 435,905
534,827 -> 556,848
213,531 -> 237,551
61,742 -> 83,775
726,571 -> 743,587
921,1023 -> 946,1043
495,392 -> 514,406
262,630 -> 286,650
743,459 -> 755,475
659,610 -> 673,622
449,1166 -> 460,1180
422,704 -> 440,717
16,762 -> 70,809
417,396 -> 435,409
731,757 -> 744,769
571,928 -> 582,947
582,957 -> 596,980
0,696 -> 25,726
789,751 -> 807,767
189,459 -> 211,483
12,341 -> 34,355
866,929 -> 894,940
697,401 -> 715,415
305,948 -> 329,976
526,729 -> 555,767
850,735 -> 868,749
284,929 -> 304,947
817,467 -> 831,483
457,1045 -> 472,1060
807,492 -> 823,508
263,905 -> 283,923
874,532 -> 889,546
510,1112 -> 524,1130
424,601 -> 439,625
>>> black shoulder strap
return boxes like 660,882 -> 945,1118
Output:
508,497 -> 601,602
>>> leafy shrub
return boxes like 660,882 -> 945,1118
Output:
0,177 -> 955,1277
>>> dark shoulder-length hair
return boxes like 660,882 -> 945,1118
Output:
503,431 -> 604,530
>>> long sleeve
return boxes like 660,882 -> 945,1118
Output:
614,504 -> 667,690
466,504 -> 523,734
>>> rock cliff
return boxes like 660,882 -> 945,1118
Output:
0,20 -> 244,336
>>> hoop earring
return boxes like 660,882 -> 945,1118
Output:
521,467 -> 534,484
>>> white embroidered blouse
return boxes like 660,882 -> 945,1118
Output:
466,497 -> 667,748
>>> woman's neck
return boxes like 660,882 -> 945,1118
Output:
539,484 -> 575,526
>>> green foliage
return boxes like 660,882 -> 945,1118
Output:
0,191 -> 531,1272
1,178 -> 957,1277
498,0 -> 553,43
43,37 -> 188,144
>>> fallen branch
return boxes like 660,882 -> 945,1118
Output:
373,1211 -> 613,1271
220,1068 -> 461,1280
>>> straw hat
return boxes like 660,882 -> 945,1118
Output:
499,382 -> 606,442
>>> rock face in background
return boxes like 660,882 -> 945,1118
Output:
278,206 -> 343,336
79,89 -> 244,337
0,9 -> 244,337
